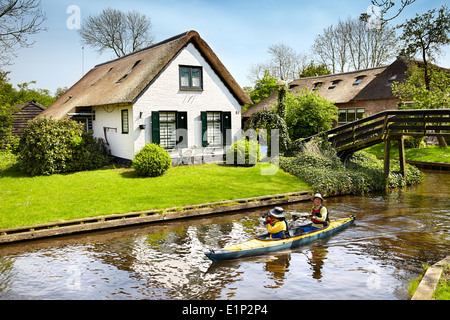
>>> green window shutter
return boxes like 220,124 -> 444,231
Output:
176,111 -> 188,148
201,111 -> 208,147
151,111 -> 160,145
221,111 -> 232,146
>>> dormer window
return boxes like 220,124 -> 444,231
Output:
116,60 -> 141,83
313,82 -> 323,91
387,74 -> 397,86
353,75 -> 366,86
179,66 -> 203,90
328,79 -> 342,90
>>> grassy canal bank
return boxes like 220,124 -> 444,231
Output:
0,142 -> 443,230
0,153 -> 309,229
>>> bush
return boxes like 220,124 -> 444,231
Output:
225,138 -> 261,167
69,132 -> 111,172
132,143 -> 172,177
18,118 -> 111,176
280,148 -> 423,195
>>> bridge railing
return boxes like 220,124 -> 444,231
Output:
300,109 -> 450,156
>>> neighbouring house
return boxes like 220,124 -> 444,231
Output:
243,55 -> 416,126
40,30 -> 252,164
11,100 -> 46,137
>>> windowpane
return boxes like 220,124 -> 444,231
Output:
356,108 -> 365,120
180,68 -> 190,88
338,110 -> 347,123
160,112 -> 176,149
207,112 -> 221,146
191,69 -> 201,88
347,108 -> 356,122
121,109 -> 129,134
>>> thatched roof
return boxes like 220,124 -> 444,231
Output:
41,30 -> 251,119
242,57 -> 413,118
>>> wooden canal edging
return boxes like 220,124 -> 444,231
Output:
0,191 -> 312,245
411,256 -> 450,300
406,160 -> 450,171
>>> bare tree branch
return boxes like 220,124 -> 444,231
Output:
312,17 -> 397,73
0,0 -> 47,66
248,44 -> 307,83
371,0 -> 415,21
78,8 -> 154,58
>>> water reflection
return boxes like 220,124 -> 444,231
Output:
0,172 -> 448,300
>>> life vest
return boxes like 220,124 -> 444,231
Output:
270,220 -> 290,239
311,205 -> 329,226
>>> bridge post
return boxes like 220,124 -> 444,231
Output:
398,136 -> 406,183
384,139 -> 391,189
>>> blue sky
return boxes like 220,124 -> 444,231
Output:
6,0 -> 450,95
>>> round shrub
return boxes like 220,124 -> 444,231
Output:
132,143 -> 172,177
226,138 -> 260,167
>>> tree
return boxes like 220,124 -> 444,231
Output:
248,43 -> 307,83
245,109 -> 290,155
248,70 -> 279,104
397,5 -> 450,148
78,8 -> 154,58
392,65 -> 450,148
370,0 -> 416,22
0,0 -> 47,66
312,17 -> 397,73
398,5 -> 450,91
285,89 -> 338,140
392,65 -> 450,109
299,60 -> 331,78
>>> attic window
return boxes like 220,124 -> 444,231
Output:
353,75 -> 366,86
116,60 -> 141,83
387,74 -> 397,86
328,80 -> 342,90
313,82 -> 323,91
179,66 -> 203,90
91,67 -> 113,86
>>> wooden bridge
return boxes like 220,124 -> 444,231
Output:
301,109 -> 450,185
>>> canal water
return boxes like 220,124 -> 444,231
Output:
0,171 -> 448,300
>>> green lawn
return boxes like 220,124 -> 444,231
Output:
365,144 -> 450,163
0,156 -> 310,229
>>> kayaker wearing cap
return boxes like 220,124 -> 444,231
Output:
264,207 -> 290,239
309,193 -> 329,229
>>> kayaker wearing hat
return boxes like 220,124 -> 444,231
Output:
264,207 -> 290,239
309,193 -> 329,229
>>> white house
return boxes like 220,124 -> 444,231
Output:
40,31 -> 251,164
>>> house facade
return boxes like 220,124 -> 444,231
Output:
40,31 -> 251,163
243,56 -> 414,126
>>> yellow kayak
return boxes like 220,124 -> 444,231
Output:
205,216 -> 355,262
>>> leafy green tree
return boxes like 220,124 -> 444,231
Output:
249,70 -> 279,104
299,60 -> 331,78
0,72 -> 16,146
397,5 -> 450,147
398,5 -> 450,91
245,109 -> 290,155
392,65 -> 450,109
14,81 -> 56,106
285,89 -> 337,140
